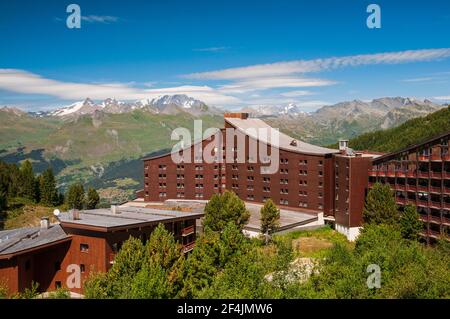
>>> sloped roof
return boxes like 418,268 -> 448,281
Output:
225,117 -> 338,155
0,225 -> 69,257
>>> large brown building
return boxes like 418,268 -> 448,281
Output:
143,113 -> 377,240
0,207 -> 202,296
369,131 -> 450,243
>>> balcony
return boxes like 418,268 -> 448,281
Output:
368,170 -> 377,177
444,154 -> 450,161
418,155 -> 429,161
445,202 -> 450,209
417,171 -> 429,178
444,187 -> 450,194
417,185 -> 428,192
396,198 -> 406,205
428,215 -> 442,224
443,217 -> 450,226
417,199 -> 428,207
386,169 -> 396,177
430,171 -> 442,179
406,170 -> 416,178
431,155 -> 443,161
182,242 -> 195,254
182,225 -> 195,236
406,185 -> 417,192
445,172 -> 450,179
430,186 -> 442,193
428,229 -> 443,239
396,171 -> 406,178
377,170 -> 386,177
395,184 -> 406,191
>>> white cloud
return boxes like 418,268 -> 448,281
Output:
402,77 -> 435,82
434,96 -> 450,100
280,90 -> 314,97
81,15 -> 119,23
218,76 -> 335,93
185,48 -> 450,80
193,47 -> 228,52
0,69 -> 239,106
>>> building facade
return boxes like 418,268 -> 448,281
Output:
142,113 -> 376,240
369,132 -> 450,243
0,207 -> 202,296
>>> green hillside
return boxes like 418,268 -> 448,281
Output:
0,109 -> 223,202
336,105 -> 450,152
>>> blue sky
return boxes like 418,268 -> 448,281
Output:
1,0 -> 450,111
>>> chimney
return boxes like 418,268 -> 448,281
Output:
69,209 -> 81,220
40,217 -> 50,230
111,205 -> 119,214
224,112 -> 248,119
339,139 -> 349,154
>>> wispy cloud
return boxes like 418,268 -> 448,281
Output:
434,95 -> 450,100
218,77 -> 334,94
193,46 -> 229,52
401,77 -> 436,82
81,15 -> 119,24
280,90 -> 314,97
185,48 -> 450,80
0,69 -> 239,106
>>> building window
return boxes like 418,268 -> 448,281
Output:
318,171 -> 323,176
281,189 -> 289,194
247,176 -> 254,181
159,165 -> 167,170
318,160 -> 323,166
80,243 -> 89,252
195,174 -> 204,179
281,168 -> 289,174
319,181 -> 323,187
55,281 -> 62,289
280,199 -> 289,205
280,178 -> 288,184
247,166 -> 254,172
280,158 -> 289,164
299,170 -> 308,175
263,177 -> 270,182
80,264 -> 86,273
54,261 -> 61,271
158,174 -> 166,178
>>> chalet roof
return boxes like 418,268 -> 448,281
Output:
0,225 -> 69,257
225,117 -> 339,155
58,206 -> 204,231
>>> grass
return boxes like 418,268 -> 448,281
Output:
2,197 -> 60,230
277,225 -> 352,258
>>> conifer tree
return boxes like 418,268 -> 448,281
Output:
39,167 -> 59,206
363,182 -> 399,225
86,187 -> 100,209
400,205 -> 423,240
260,199 -> 280,236
65,183 -> 85,209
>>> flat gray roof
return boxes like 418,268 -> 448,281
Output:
59,206 -> 204,230
0,225 -> 69,257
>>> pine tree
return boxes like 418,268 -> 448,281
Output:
65,183 -> 85,209
18,160 -> 37,201
203,191 -> 250,232
260,199 -> 280,237
363,182 -> 399,225
39,168 -> 59,206
400,205 -> 423,240
86,187 -> 100,209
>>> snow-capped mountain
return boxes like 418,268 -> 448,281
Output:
48,95 -> 218,117
241,103 -> 309,117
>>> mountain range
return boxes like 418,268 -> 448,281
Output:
0,95 -> 446,203
32,94 -> 220,118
